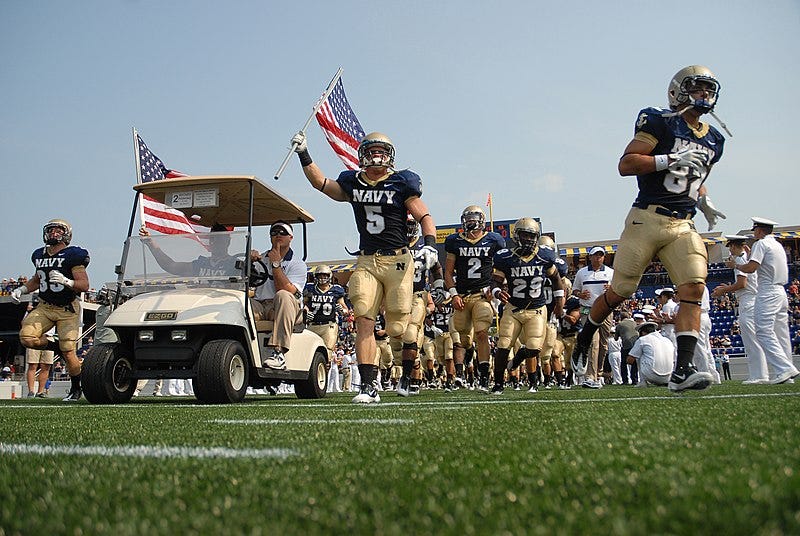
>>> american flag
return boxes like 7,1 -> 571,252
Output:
136,134 -> 206,235
314,78 -> 365,170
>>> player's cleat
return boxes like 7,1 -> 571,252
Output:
62,388 -> 82,402
409,383 -> 420,395
453,377 -> 466,389
352,381 -> 381,404
527,385 -> 538,394
35,393 -> 46,398
26,392 -> 35,398
668,365 -> 713,392
478,376 -> 489,393
771,369 -> 800,385
396,375 -> 411,397
491,383 -> 504,395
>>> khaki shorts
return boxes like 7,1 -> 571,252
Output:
20,300 -> 81,353
496,305 -> 547,351
611,207 -> 708,298
27,348 -> 55,365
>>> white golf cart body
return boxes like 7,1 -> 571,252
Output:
81,175 -> 329,404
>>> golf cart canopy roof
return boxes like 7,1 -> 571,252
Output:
133,175 -> 314,228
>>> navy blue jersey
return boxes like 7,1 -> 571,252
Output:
431,301 -> 453,332
542,255 -> 568,315
304,283 -> 346,324
374,313 -> 388,340
445,231 -> 506,294
31,245 -> 90,306
192,254 -> 240,277
631,107 -> 725,212
560,296 -> 581,336
336,169 -> 423,252
493,246 -> 557,310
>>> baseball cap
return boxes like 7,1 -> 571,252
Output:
751,216 -> 778,228
270,222 -> 293,236
589,246 -> 605,255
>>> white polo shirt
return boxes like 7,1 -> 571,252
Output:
572,264 -> 614,308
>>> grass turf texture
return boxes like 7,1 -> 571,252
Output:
1,384 -> 799,535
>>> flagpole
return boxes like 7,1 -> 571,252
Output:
132,127 -> 146,232
273,67 -> 344,181
487,193 -> 494,232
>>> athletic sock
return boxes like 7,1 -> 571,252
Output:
676,333 -> 699,370
401,359 -> 414,378
494,349 -> 510,385
477,361 -> 490,383
70,374 -> 81,392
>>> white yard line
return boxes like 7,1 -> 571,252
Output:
0,442 -> 298,459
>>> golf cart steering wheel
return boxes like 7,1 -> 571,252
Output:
249,259 -> 271,287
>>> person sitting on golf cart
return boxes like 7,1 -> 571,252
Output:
139,223 -> 240,277
249,221 -> 308,370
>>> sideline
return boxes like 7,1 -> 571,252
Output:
0,442 -> 298,459
209,418 -> 413,424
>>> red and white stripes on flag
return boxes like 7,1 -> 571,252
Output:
314,78 -> 365,170
135,133 -> 207,235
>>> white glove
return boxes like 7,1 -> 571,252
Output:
668,147 -> 707,174
10,285 -> 29,303
420,245 -> 439,270
291,132 -> 307,153
697,194 -> 726,231
49,271 -> 74,289
430,279 -> 447,305
430,325 -> 444,337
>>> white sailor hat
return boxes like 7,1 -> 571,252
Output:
633,313 -> 645,320
642,305 -> 656,313
637,321 -> 659,332
588,246 -> 605,255
751,216 -> 778,228
659,287 -> 675,295
724,234 -> 749,245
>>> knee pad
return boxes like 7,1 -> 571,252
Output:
384,311 -> 409,339
402,342 -> 418,351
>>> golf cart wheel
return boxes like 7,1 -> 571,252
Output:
295,350 -> 328,399
82,343 -> 136,404
195,339 -> 249,404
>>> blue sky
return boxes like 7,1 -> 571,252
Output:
2,1 -> 798,286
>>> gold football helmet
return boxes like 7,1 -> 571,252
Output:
43,218 -> 72,246
358,132 -> 395,169
461,205 -> 486,232
315,265 -> 332,286
668,65 -> 720,113
513,217 -> 540,254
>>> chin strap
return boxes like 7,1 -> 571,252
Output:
662,105 -> 732,137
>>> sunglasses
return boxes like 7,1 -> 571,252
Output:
270,228 -> 290,236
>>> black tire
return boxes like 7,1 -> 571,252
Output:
295,350 -> 328,399
194,339 -> 249,404
82,343 -> 136,404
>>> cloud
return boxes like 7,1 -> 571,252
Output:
532,173 -> 565,192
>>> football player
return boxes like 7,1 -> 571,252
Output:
489,218 -> 564,394
430,298 -> 455,389
304,265 -> 349,360
571,65 -> 728,392
292,131 -> 438,404
444,205 -> 506,391
12,219 -> 91,401
140,223 -> 240,277
537,235 -> 569,389
390,214 -> 446,396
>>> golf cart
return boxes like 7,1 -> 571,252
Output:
81,175 -> 329,404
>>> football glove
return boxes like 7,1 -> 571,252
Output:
420,245 -> 439,270
291,132 -> 307,153
668,147 -> 707,174
10,285 -> 29,303
49,271 -> 74,289
430,279 -> 447,305
697,194 -> 726,231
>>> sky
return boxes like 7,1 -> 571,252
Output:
2,1 -> 799,286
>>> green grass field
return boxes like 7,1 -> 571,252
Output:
2,383 -> 799,535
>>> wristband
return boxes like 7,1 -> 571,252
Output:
654,154 -> 669,171
448,288 -> 458,297
553,289 -> 565,297
491,287 -> 502,299
424,235 -> 436,248
298,149 -> 313,167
